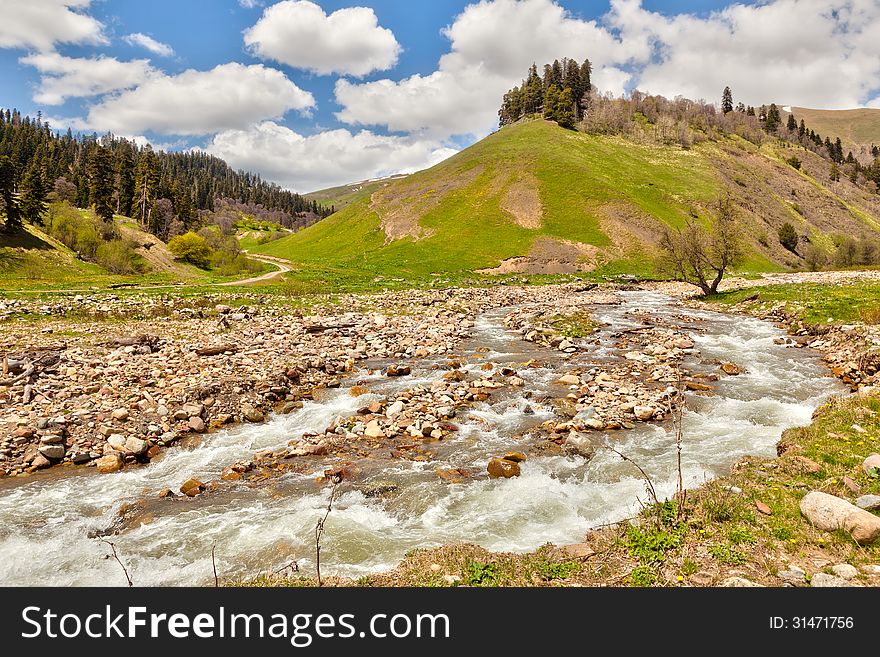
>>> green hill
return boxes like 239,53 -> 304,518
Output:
257,119 -> 880,289
305,174 -> 409,211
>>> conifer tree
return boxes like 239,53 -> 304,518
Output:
115,144 -> 136,216
0,155 -> 22,232
798,119 -> 806,138
88,146 -> 115,223
19,160 -> 48,225
133,148 -> 160,227
764,103 -> 781,132
721,86 -> 733,114
786,113 -> 797,131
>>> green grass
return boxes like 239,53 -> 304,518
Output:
305,177 -> 404,211
708,281 -> 880,325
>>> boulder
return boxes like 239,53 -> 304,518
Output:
856,495 -> 880,511
386,400 -> 405,417
386,364 -> 411,377
800,490 -> 880,545
720,362 -> 741,375
563,432 -> 595,460
830,564 -> 858,580
863,454 -> 880,475
557,374 -> 580,386
502,452 -> 527,463
436,468 -> 470,484
38,444 -> 65,460
188,416 -> 206,433
364,420 -> 385,438
487,457 -> 521,479
242,405 -> 264,423
810,573 -> 852,588
180,478 -> 205,497
96,453 -> 124,474
124,437 -> 148,456
633,405 -> 655,421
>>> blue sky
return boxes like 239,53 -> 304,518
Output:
1,0 -> 878,192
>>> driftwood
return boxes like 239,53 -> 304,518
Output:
305,323 -> 356,334
194,343 -> 239,357
105,335 -> 159,348
0,358 -> 34,387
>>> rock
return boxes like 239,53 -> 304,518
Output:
560,543 -> 594,559
720,577 -> 763,587
158,488 -> 175,498
800,490 -> 880,545
180,478 -> 205,497
502,451 -> 527,463
563,432 -> 595,459
31,453 -> 51,469
689,571 -> 714,586
685,381 -> 713,392
39,433 -> 64,445
860,564 -> 880,576
111,408 -> 129,421
633,405 -> 655,421
778,569 -> 806,586
755,500 -> 772,515
108,434 -> 127,450
863,454 -> 880,475
856,495 -> 880,511
242,405 -> 265,423
124,437 -> 148,456
361,481 -> 399,498
188,416 -> 206,433
790,455 -> 823,474
830,564 -> 858,580
487,457 -> 520,479
349,385 -> 369,397
436,468 -> 470,484
386,400 -> 405,416
443,575 -> 461,585
96,453 -> 124,474
674,338 -> 694,349
557,374 -> 580,386
71,452 -> 92,464
720,362 -> 741,375
364,420 -> 385,438
386,364 -> 411,377
38,444 -> 65,460
810,573 -> 852,588
842,476 -> 861,494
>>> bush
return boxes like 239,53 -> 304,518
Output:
785,156 -> 801,170
778,222 -> 799,253
96,240 -> 143,274
168,232 -> 212,269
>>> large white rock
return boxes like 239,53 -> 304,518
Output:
800,491 -> 880,545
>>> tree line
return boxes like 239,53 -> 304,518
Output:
0,108 -> 332,236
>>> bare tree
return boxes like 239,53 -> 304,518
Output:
659,194 -> 742,295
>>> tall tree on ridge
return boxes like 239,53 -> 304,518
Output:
19,159 -> 48,225
721,86 -> 733,114
786,112 -> 797,131
0,155 -> 22,232
88,146 -> 115,223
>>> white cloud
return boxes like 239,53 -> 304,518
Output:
123,33 -> 174,57
612,0 -> 880,109
82,63 -> 315,136
334,0 -> 643,139
206,121 -> 456,192
20,52 -> 156,105
244,0 -> 400,77
239,0 -> 263,7
0,0 -> 106,51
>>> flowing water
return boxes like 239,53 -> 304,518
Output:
0,292 -> 846,585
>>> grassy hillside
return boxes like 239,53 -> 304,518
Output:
305,175 -> 409,211
790,106 -> 880,155
257,119 -> 880,289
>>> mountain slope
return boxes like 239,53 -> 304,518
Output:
789,106 -> 880,155
257,119 -> 880,286
305,174 -> 409,211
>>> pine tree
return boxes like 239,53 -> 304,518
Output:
0,155 -> 22,232
786,113 -> 797,131
115,144 -> 136,216
524,64 -> 543,115
553,88 -> 576,129
834,137 -> 844,163
721,86 -> 733,114
735,102 -> 745,113
19,160 -> 48,225
798,119 -> 806,138
88,146 -> 115,223
746,106 -> 755,116
578,59 -> 592,115
764,103 -> 781,132
133,148 -> 159,227
544,84 -> 561,122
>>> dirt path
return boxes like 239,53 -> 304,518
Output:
217,253 -> 293,287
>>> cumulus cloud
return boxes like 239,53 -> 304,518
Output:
206,121 -> 457,192
0,0 -> 106,51
82,63 -> 315,136
334,0 -> 643,139
123,33 -> 174,57
244,0 -> 400,76
20,52 -> 156,105
610,0 -> 880,109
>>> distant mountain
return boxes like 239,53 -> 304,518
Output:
256,118 -> 880,286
